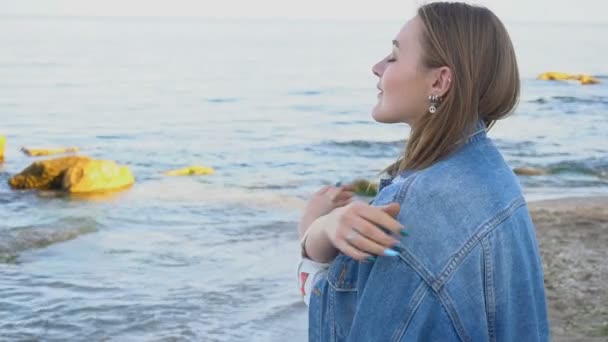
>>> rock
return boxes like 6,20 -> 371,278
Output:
8,156 -> 134,193
63,159 -> 134,193
537,72 -> 600,85
9,156 -> 91,190
513,167 -> 548,176
21,146 -> 79,157
164,166 -> 215,176
0,135 -> 5,162
351,178 -> 378,197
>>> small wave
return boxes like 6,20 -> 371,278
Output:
324,139 -> 405,149
290,90 -> 322,96
96,134 -> 135,140
311,139 -> 404,158
528,95 -> 608,106
290,104 -> 324,112
0,217 -> 99,263
547,159 -> 608,178
207,97 -> 239,104
129,181 -> 307,210
332,120 -> 373,125
513,158 -> 608,180
495,139 -> 571,158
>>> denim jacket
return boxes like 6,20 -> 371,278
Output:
308,121 -> 549,341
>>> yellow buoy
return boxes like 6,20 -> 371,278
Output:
164,166 -> 215,176
21,147 -> 80,157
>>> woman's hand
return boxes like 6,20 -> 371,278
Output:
321,201 -> 406,262
298,184 -> 355,238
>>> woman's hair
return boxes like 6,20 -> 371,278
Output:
383,2 -> 520,177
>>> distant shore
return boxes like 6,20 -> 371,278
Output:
529,196 -> 608,341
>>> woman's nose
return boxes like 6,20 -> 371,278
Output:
372,60 -> 384,77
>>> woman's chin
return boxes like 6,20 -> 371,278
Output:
372,107 -> 398,124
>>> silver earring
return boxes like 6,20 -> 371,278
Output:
428,95 -> 441,113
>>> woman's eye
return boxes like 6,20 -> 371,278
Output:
386,56 -> 396,63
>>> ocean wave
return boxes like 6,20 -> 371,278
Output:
0,217 -> 99,263
309,139 -> 404,158
289,90 -> 322,96
207,97 -> 239,103
529,95 -> 608,106
547,159 -> 608,178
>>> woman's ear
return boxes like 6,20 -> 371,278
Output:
429,66 -> 453,98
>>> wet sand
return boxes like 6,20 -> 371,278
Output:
529,196 -> 608,341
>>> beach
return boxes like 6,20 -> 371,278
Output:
529,196 -> 608,341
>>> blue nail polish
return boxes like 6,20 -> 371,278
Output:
366,256 -> 377,262
400,229 -> 409,237
384,248 -> 399,257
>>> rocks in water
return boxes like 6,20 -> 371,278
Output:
164,165 -> 215,176
513,167 -> 548,176
0,135 -> 5,162
8,156 -> 134,193
21,146 -> 79,157
63,159 -> 134,193
537,72 -> 600,85
9,156 -> 88,190
351,178 -> 378,197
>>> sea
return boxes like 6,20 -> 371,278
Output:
0,16 -> 607,341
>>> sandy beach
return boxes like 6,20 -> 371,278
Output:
529,196 -> 608,341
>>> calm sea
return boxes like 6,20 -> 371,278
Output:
0,16 -> 607,341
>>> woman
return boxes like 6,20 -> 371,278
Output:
297,2 -> 549,341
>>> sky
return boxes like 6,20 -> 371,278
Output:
2,0 -> 606,23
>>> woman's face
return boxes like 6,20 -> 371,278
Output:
372,16 -> 431,126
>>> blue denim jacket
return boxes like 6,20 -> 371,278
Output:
308,121 -> 549,341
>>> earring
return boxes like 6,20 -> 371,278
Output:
428,95 -> 441,113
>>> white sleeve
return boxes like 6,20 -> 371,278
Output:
296,257 -> 330,306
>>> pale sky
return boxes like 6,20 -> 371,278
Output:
2,0 -> 606,23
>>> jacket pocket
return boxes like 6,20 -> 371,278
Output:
326,253 -> 359,341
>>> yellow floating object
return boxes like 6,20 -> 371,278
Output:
0,135 -> 5,162
538,72 -> 600,85
8,155 -> 134,194
164,166 -> 215,176
21,146 -> 80,157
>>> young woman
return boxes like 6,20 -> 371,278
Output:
297,2 -> 549,341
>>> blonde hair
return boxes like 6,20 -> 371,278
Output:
383,2 -> 520,176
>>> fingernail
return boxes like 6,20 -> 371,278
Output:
400,229 -> 409,237
366,256 -> 377,262
383,248 -> 399,257
392,243 -> 403,251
